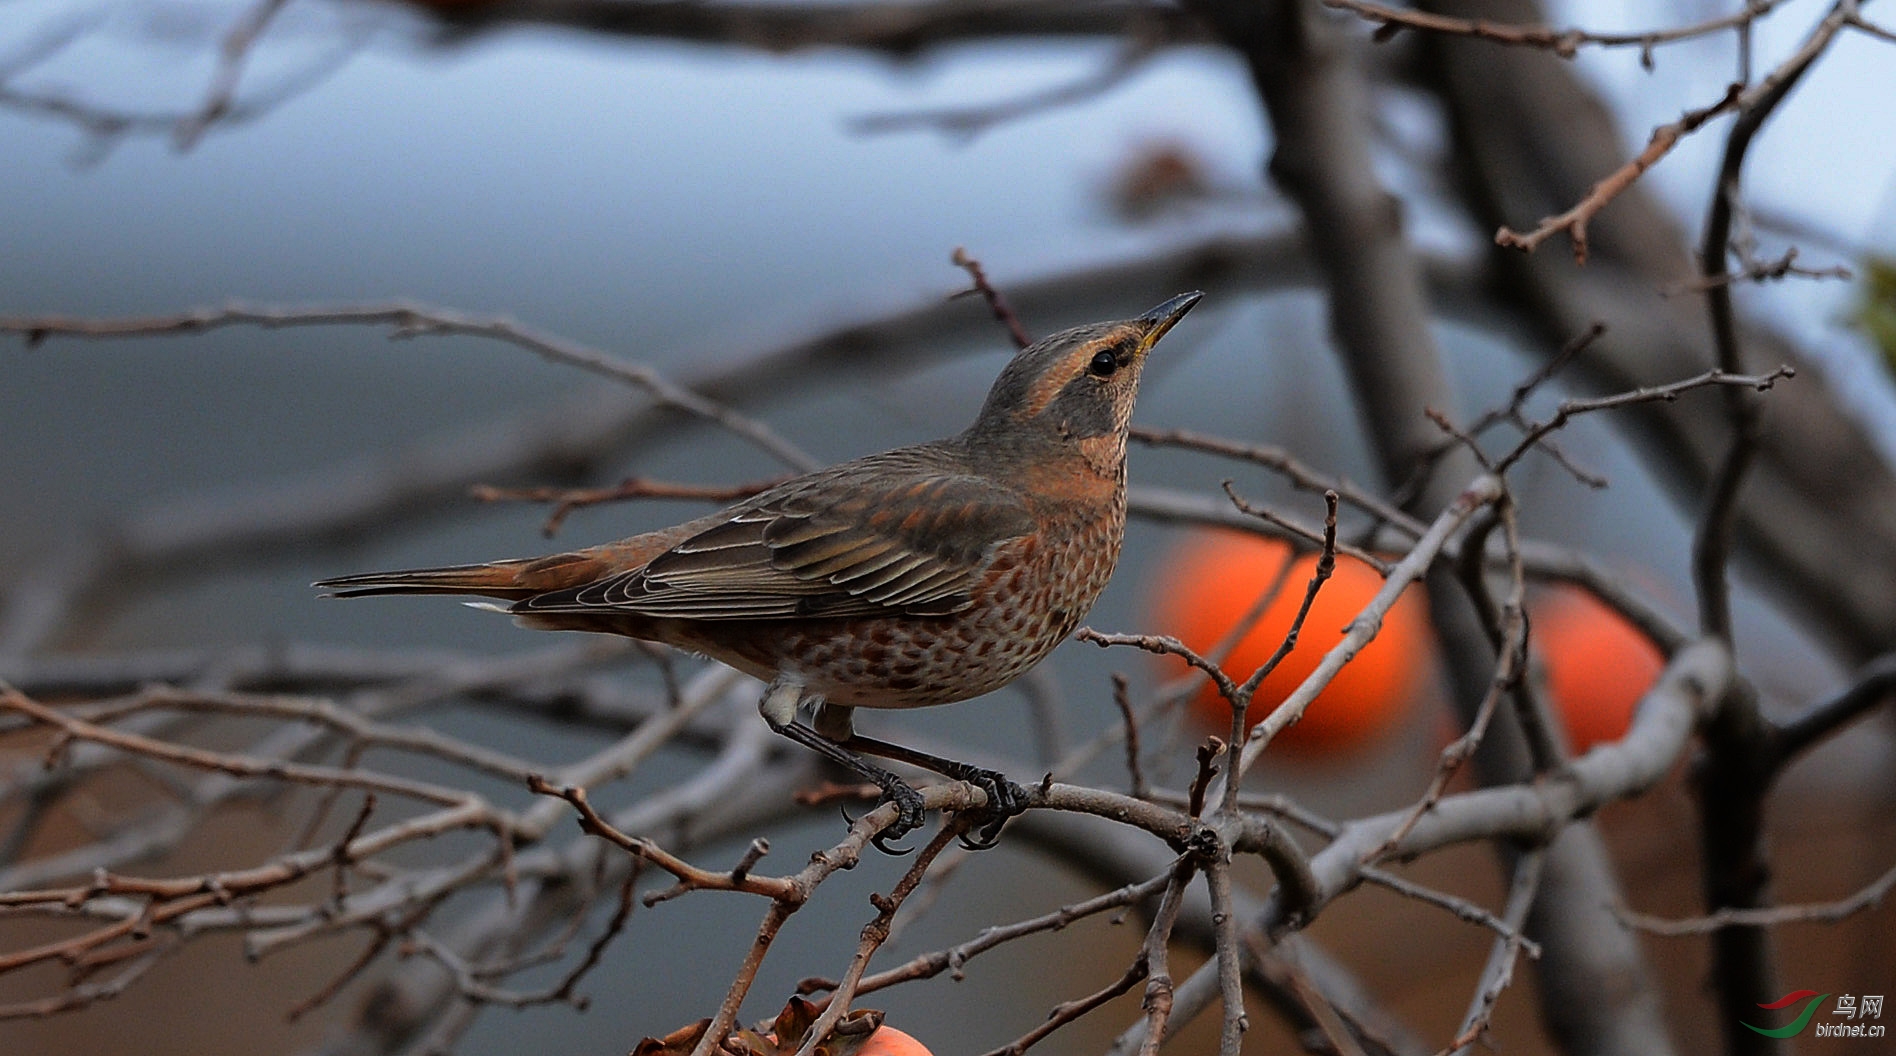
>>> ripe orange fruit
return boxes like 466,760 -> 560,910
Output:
633,1000 -> 931,1056
1147,531 -> 1431,756
851,1025 -> 930,1056
1531,585 -> 1663,753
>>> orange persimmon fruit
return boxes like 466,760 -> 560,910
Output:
851,1025 -> 930,1056
1147,531 -> 1431,756
633,998 -> 931,1056
1531,585 -> 1664,753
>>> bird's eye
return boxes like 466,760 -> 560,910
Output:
1088,349 -> 1119,377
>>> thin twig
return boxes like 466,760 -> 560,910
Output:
1205,859 -> 1248,1056
174,0 -> 290,149
1664,245 -> 1851,293
1492,366 -> 1794,478
1325,0 -> 1789,62
853,39 -> 1157,142
1146,641 -> 1733,1050
1359,866 -> 1540,954
1220,482 -> 1388,571
0,302 -> 819,471
524,778 -> 794,902
1223,491 -> 1340,817
1134,860 -> 1197,1056
0,17 -> 367,161
1619,860 -> 1896,935
1130,425 -> 1425,541
792,822 -> 966,1056
982,951 -> 1151,1056
470,475 -> 787,537
951,248 -> 1034,350
1111,673 -> 1150,800
1238,931 -> 1373,1056
1442,849 -> 1546,1054
1772,652 -> 1896,766
1494,84 -> 1743,262
1495,497 -> 1564,771
810,872 -> 1171,1002
1495,0 -> 1852,262
1077,630 -> 1244,710
2,686 -> 495,810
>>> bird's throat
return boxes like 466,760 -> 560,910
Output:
1074,433 -> 1129,485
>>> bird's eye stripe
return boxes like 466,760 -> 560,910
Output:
1020,345 -> 1094,417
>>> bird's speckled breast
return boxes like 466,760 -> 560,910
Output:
671,478 -> 1126,709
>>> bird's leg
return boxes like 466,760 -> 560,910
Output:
758,680 -> 925,850
811,700 -> 855,742
838,733 -> 1029,851
816,699 -> 1024,848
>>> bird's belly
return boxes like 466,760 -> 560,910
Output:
644,591 -> 1073,709
770,611 -> 1066,709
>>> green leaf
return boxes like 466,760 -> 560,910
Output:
1853,256 -> 1896,375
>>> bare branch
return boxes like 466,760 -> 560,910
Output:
423,0 -> 1203,54
984,947 -> 1151,1056
173,0 -> 290,149
1110,673 -> 1151,800
853,38 -> 1157,140
1685,13 -> 1853,1051
470,475 -> 788,537
1443,849 -> 1545,1053
1130,425 -> 1426,540
1358,866 -> 1540,954
1772,652 -> 1896,765
1133,860 -> 1196,1056
1205,859 -> 1248,1056
1220,482 -> 1389,571
1,686 -> 497,811
1077,628 -> 1245,708
1494,84 -> 1743,262
1619,860 -> 1896,936
812,872 -> 1171,1001
1326,0 -> 1790,61
0,301 -> 819,471
1492,365 -> 1794,478
951,247 -> 1034,350
1140,638 -> 1733,1048
0,21 -> 366,161
1495,0 -> 1855,262
790,823 -> 966,1056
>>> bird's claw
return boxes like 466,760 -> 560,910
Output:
867,777 -> 927,854
953,769 -> 1028,851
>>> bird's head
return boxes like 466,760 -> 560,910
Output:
967,292 -> 1201,464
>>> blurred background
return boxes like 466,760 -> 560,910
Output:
3,0 -> 1895,1052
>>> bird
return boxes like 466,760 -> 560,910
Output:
316,292 -> 1202,848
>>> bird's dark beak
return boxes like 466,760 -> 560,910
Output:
1134,291 -> 1203,355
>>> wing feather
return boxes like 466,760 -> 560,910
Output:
513,447 -> 1034,621
775,537 -> 900,579
829,551 -> 928,591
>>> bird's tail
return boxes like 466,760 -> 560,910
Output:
314,560 -> 541,601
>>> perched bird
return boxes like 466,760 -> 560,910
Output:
317,292 -> 1201,847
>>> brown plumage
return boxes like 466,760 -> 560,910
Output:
317,292 -> 1201,847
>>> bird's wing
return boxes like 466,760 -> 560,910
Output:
513,457 -> 1035,621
